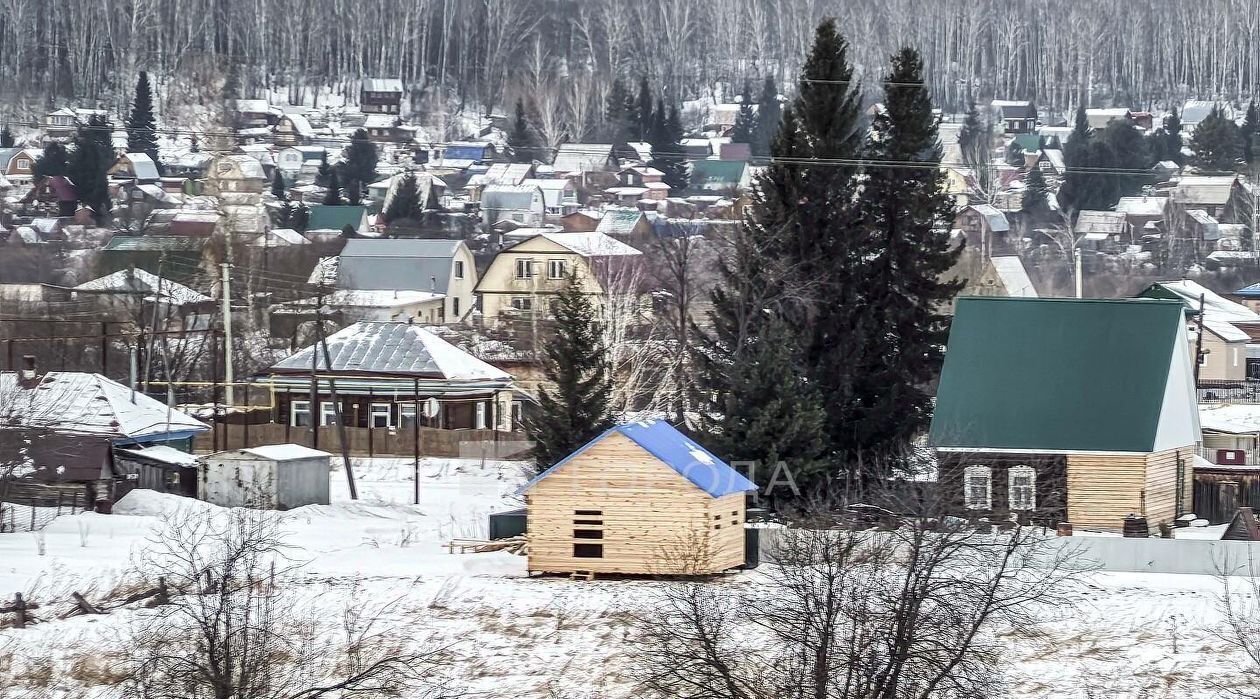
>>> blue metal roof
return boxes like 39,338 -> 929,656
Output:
1236,283 -> 1260,298
518,420 -> 758,498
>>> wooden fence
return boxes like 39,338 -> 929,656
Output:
193,423 -> 532,460
0,482 -> 86,533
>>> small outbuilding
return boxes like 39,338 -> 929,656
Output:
199,444 -> 332,510
518,420 -> 757,576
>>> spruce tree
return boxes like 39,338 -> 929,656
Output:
315,151 -> 332,187
648,100 -> 690,192
752,76 -> 781,159
507,98 -> 541,164
0,127 -> 13,148
1057,104 -> 1093,213
126,71 -> 161,170
33,143 -> 69,179
68,116 -> 112,217
1021,165 -> 1050,217
526,272 -> 614,472
1190,104 -> 1242,173
1244,100 -> 1259,165
1099,119 -> 1151,203
270,169 -> 286,200
340,128 -> 378,197
854,47 -> 962,464
731,81 -> 756,144
958,102 -> 994,196
604,79 -> 637,153
1162,108 -> 1184,165
636,76 -> 653,142
383,172 -> 422,223
322,169 -> 344,206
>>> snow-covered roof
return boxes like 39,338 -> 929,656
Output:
73,268 -> 211,305
1151,279 -> 1260,323
363,114 -> 398,129
308,256 -> 339,286
551,143 -> 614,173
966,204 -> 1010,233
282,114 -> 315,137
235,99 -> 270,114
1200,404 -> 1260,434
362,78 -> 404,93
1173,176 -> 1238,206
122,152 -> 160,180
1114,196 -> 1168,217
1075,210 -> 1127,236
240,444 -> 332,461
990,256 -> 1037,298
118,444 -> 200,466
536,231 -> 642,257
268,321 -> 511,382
0,372 -> 209,441
288,289 -> 444,309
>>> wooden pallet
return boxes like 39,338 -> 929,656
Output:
569,570 -> 596,581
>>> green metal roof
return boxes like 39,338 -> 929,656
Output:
689,159 -> 746,187
928,297 -> 1185,453
307,205 -> 365,231
1011,133 -> 1041,152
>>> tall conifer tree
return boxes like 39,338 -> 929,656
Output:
322,169 -> 344,206
340,128 -> 378,198
1057,104 -> 1094,213
271,169 -> 286,200
383,172 -> 422,223
636,77 -> 654,142
1190,104 -> 1243,172
752,76 -> 781,159
507,98 -> 541,164
0,127 -> 14,148
648,100 -> 689,192
126,71 -> 161,169
731,81 -> 756,144
69,115 -> 113,217
526,273 -> 614,472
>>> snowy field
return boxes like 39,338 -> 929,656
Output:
0,457 -> 1253,698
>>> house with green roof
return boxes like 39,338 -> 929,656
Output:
928,297 -> 1200,531
306,205 -> 368,234
688,159 -> 750,193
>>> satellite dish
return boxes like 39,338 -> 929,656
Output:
423,397 -> 440,417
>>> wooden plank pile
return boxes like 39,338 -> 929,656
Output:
444,535 -> 527,555
0,578 -> 173,630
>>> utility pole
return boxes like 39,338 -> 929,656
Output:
313,288 -> 358,500
1194,293 -> 1206,386
413,377 -> 420,505
221,262 -> 235,407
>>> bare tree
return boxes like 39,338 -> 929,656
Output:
122,507 -> 449,699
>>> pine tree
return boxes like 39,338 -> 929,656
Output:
33,142 -> 69,179
1189,104 -> 1242,173
270,169 -> 286,200
526,272 -> 614,472
853,47 -> 962,466
126,72 -> 161,171
1244,100 -> 1259,164
752,76 -> 781,159
636,76 -> 653,142
648,100 -> 690,192
731,81 -> 756,144
0,127 -> 13,148
322,168 -> 344,206
68,116 -> 112,217
1021,165 -> 1050,216
507,98 -> 540,164
383,172 -> 422,223
339,128 -> 378,197
1162,108 -> 1184,165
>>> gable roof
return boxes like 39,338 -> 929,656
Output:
928,297 -> 1191,453
991,100 -> 1036,119
74,268 -> 211,304
0,372 -> 209,442
362,78 -> 403,93
1115,196 -> 1168,217
989,256 -> 1037,298
965,204 -> 1010,233
595,207 -> 647,236
518,420 -> 758,498
539,231 -> 641,257
336,239 -> 463,292
267,321 -> 510,381
307,205 -> 366,232
1139,279 -> 1260,323
690,159 -> 746,189
1075,210 -> 1127,236
1173,176 -> 1238,206
551,143 -> 615,172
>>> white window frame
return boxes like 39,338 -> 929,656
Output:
452,296 -> 460,317
320,401 -> 339,426
16,158 -> 28,170
964,465 -> 992,510
454,260 -> 465,279
291,400 -> 311,427
515,258 -> 534,279
400,403 -> 418,427
475,402 -> 487,430
1008,465 -> 1036,511
370,402 -> 392,428
547,259 -> 567,279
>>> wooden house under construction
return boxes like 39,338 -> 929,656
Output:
518,420 -> 757,576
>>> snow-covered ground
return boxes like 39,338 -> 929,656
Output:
0,457 -> 1253,698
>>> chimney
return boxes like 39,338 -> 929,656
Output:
19,355 -> 38,384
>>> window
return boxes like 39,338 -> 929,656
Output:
511,297 -> 533,311
574,529 -> 603,539
547,259 -> 567,279
511,213 -> 525,223
573,543 -> 603,558
454,260 -> 465,279
575,509 -> 602,516
515,258 -> 534,279
963,465 -> 992,510
16,159 -> 28,170
1008,465 -> 1036,511
320,401 -> 339,426
291,400 -> 311,426
370,403 -> 392,428
452,297 -> 460,318
475,402 -> 487,429
400,403 -> 417,428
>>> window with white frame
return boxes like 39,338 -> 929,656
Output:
400,403 -> 417,428
963,465 -> 992,510
475,402 -> 487,429
16,159 -> 28,170
370,403 -> 392,428
515,258 -> 534,279
320,401 -> 338,426
1008,465 -> 1036,510
291,400 -> 311,426
547,259 -> 568,279
454,260 -> 465,279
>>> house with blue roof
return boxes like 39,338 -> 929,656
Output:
518,419 -> 756,576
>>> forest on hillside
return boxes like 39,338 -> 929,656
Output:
12,0 -> 1260,120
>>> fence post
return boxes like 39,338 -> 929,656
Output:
13,592 -> 27,628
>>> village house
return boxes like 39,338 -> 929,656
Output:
1138,279 -> 1260,384
689,159 -> 751,193
255,321 -> 518,435
71,267 -> 214,329
108,153 -> 161,183
276,146 -> 327,174
990,100 -> 1037,133
521,178 -> 578,217
956,254 -> 1038,301
1075,210 -> 1128,247
519,419 -> 757,576
363,114 -> 414,143
1114,196 -> 1168,240
360,78 -> 404,115
551,143 -> 617,175
322,238 -> 477,323
234,99 -> 274,129
306,204 -> 369,235
207,154 -> 269,198
438,141 -> 496,163
1180,100 -> 1231,136
475,230 -> 643,324
2,148 -> 42,183
1171,176 -> 1247,224
275,113 -> 316,147
594,207 -> 653,239
953,204 -> 1011,256
929,297 -> 1199,532
482,184 -> 546,233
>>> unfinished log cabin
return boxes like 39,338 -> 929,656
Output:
928,297 -> 1200,531
519,420 -> 757,575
